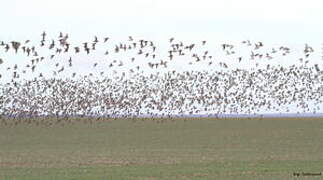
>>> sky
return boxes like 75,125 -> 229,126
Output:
1,0 -> 323,76
0,0 -> 322,76
1,0 -> 323,115
1,0 -> 323,42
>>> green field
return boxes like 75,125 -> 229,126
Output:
1,118 -> 323,179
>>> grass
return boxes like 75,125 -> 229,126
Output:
1,118 -> 323,179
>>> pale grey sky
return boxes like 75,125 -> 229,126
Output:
1,0 -> 323,115
0,0 -> 321,53
1,0 -> 323,42
1,0 -> 323,79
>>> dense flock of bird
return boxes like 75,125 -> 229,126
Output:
0,32 -> 322,125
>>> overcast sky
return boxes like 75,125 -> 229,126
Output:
1,0 -> 323,42
1,0 -> 323,114
0,0 -> 322,69
1,0 -> 323,78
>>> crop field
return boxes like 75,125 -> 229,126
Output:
0,118 -> 323,179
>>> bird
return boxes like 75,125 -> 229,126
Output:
94,36 -> 99,43
41,31 -> 46,40
74,47 -> 80,53
0,32 -> 322,123
128,36 -> 133,41
68,57 -> 73,67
